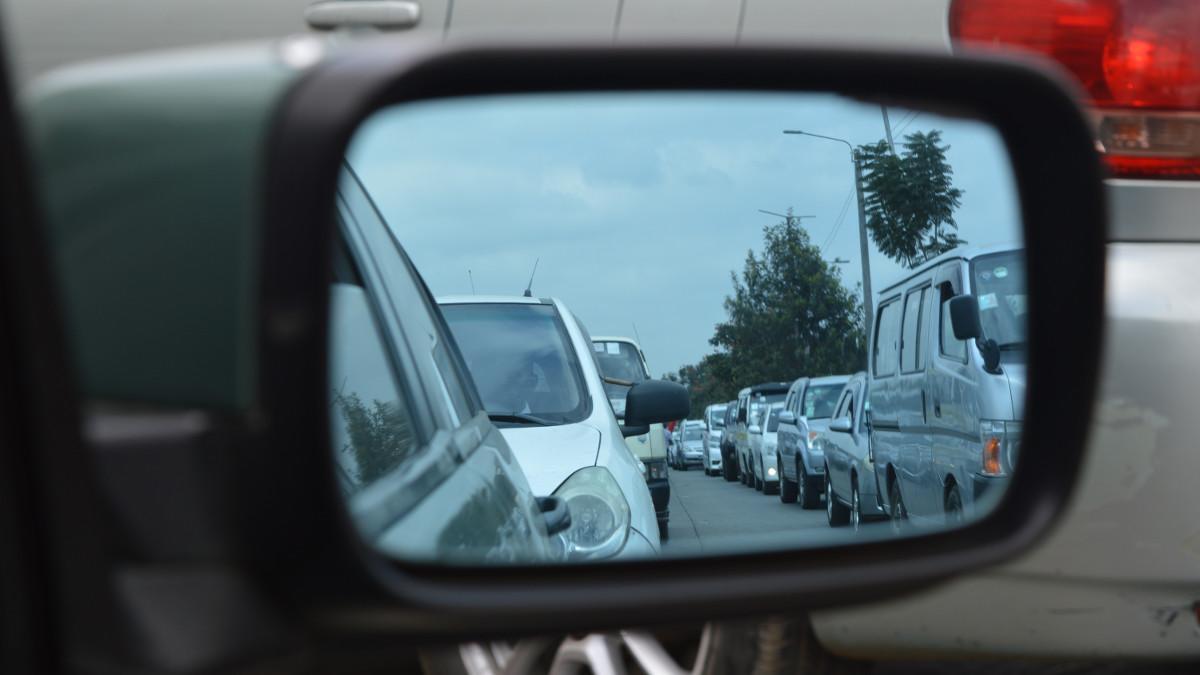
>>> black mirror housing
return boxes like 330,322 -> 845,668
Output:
949,294 -> 984,340
624,380 -> 690,427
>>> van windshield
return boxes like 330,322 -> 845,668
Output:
592,340 -> 649,416
971,250 -> 1028,350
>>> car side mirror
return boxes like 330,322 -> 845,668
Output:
624,380 -> 690,427
748,424 -> 761,434
536,495 -> 572,536
829,416 -> 853,433
779,410 -> 796,425
949,294 -> 983,340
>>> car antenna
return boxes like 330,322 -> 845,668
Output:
632,322 -> 644,346
468,269 -> 476,295
523,258 -> 539,298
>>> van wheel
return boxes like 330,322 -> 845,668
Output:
945,484 -> 964,526
779,455 -> 798,503
798,462 -> 821,510
826,470 -> 850,526
888,477 -> 907,533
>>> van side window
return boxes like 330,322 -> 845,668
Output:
938,283 -> 968,362
873,300 -> 901,377
900,287 -> 927,373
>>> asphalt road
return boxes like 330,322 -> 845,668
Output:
660,463 -> 894,556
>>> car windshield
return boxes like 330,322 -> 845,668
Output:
684,427 -> 703,442
441,303 -> 588,424
592,340 -> 649,411
708,406 -> 727,429
971,250 -> 1027,349
802,384 -> 843,419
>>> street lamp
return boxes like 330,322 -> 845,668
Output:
757,209 -> 816,227
783,129 -> 874,338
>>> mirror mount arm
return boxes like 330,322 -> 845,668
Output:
976,338 -> 1003,375
620,424 -> 650,438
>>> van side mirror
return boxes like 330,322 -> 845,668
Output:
624,380 -> 690,427
949,294 -> 983,340
779,410 -> 796,425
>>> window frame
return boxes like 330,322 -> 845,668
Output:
900,283 -> 932,375
872,295 -> 903,379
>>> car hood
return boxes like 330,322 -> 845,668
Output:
683,441 -> 704,451
499,423 -> 601,495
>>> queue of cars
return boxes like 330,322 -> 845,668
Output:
695,244 -> 1026,534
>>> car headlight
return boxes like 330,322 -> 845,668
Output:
980,419 -> 1020,477
553,467 -> 631,561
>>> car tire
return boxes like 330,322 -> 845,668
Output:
723,458 -> 737,482
779,455 -> 798,503
798,461 -> 821,510
850,479 -> 862,532
826,469 -> 850,527
753,459 -> 763,492
658,517 -> 669,540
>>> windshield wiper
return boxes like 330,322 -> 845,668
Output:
488,412 -> 557,426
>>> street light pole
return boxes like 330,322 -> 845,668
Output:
783,130 -> 874,340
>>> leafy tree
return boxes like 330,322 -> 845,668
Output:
333,391 -> 414,486
858,130 -> 965,268
666,213 -> 866,416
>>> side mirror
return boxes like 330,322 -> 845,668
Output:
620,424 -> 650,438
949,294 -> 983,340
624,380 -> 690,427
535,495 -> 572,536
748,425 -> 761,434
779,410 -> 796,425
829,416 -> 853,433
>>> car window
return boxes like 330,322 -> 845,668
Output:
442,302 -> 589,424
873,299 -> 901,377
939,283 -> 968,362
972,250 -> 1028,349
901,286 -> 928,373
328,282 -> 423,497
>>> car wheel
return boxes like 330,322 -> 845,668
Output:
945,483 -> 964,526
722,457 -> 737,482
753,459 -> 763,492
850,479 -> 861,532
798,461 -> 821,510
658,517 -> 669,540
426,617 -> 870,675
826,469 -> 850,527
779,455 -> 797,503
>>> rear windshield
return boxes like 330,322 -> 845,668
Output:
802,384 -> 843,419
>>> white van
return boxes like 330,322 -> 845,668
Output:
868,244 -> 1025,526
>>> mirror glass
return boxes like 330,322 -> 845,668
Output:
330,91 -> 1024,565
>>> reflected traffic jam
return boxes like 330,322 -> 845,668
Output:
329,92 -> 1027,564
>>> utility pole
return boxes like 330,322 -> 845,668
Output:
782,130 -> 874,341
881,105 -> 896,155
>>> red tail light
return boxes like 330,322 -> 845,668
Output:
950,0 -> 1200,179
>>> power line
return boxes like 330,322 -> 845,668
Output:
894,111 -> 920,136
821,187 -> 855,252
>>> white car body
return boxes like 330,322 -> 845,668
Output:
438,295 -> 660,558
702,403 -> 728,474
16,0 -> 1200,658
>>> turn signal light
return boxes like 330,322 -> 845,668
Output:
950,0 -> 1200,179
983,436 -> 1004,476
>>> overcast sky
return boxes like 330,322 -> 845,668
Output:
348,92 -> 1019,377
